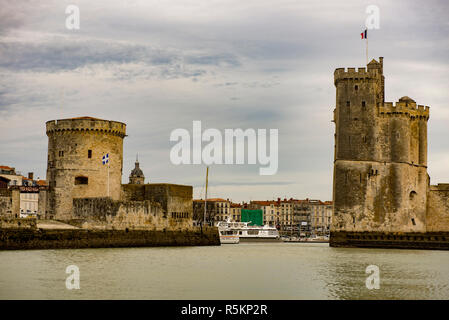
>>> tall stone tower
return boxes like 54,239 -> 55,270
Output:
46,117 -> 126,220
129,155 -> 145,184
332,57 -> 430,234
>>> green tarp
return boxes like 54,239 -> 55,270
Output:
241,209 -> 263,226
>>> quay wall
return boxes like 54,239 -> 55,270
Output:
427,184 -> 449,232
330,231 -> 449,250
0,226 -> 220,250
0,218 -> 36,229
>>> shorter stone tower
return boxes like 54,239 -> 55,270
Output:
46,117 -> 126,220
129,155 -> 145,185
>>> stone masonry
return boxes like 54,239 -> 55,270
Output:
46,117 -> 126,220
331,57 -> 449,249
44,116 -> 194,232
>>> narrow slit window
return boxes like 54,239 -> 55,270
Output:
88,150 -> 92,158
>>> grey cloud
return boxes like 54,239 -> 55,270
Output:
185,53 -> 240,67
0,37 -> 240,77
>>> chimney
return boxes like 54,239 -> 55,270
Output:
28,172 -> 34,180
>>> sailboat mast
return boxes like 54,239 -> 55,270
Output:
204,166 -> 209,225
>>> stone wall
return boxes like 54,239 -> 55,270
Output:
0,226 -> 220,250
38,187 -> 48,218
0,188 -> 12,217
427,184 -> 449,232
330,231 -> 449,250
333,161 -> 428,233
11,188 -> 20,218
72,196 -> 193,230
0,218 -> 37,229
121,183 -> 194,229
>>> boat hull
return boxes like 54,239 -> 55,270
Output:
239,237 -> 281,242
219,236 -> 240,244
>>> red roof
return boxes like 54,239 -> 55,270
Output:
205,198 -> 227,202
250,200 -> 278,206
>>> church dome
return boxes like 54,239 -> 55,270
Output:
130,162 -> 144,177
399,96 -> 415,103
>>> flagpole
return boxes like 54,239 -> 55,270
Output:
366,35 -> 368,65
107,160 -> 110,197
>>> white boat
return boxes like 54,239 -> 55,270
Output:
216,221 -> 240,244
216,220 -> 280,242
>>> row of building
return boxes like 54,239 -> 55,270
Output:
1,159 -> 332,235
0,166 -> 47,218
193,198 -> 332,236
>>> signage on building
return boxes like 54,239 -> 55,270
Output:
19,186 -> 39,193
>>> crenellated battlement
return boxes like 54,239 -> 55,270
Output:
46,117 -> 127,138
334,58 -> 384,85
334,67 -> 382,84
379,97 -> 430,120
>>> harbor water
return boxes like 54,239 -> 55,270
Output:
1,242 -> 448,299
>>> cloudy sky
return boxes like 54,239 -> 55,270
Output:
1,0 -> 448,202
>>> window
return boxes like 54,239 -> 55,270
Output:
88,150 -> 92,158
346,101 -> 350,107
355,85 -> 358,91
59,151 -> 64,157
362,101 -> 366,107
74,176 -> 88,185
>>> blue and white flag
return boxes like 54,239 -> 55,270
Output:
102,153 -> 109,165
